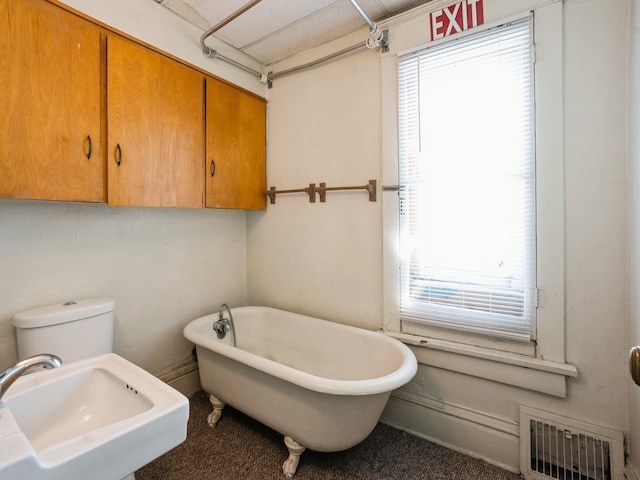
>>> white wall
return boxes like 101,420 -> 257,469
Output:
561,0 -> 628,424
247,37 -> 383,330
0,200 -> 247,378
629,0 -> 640,474
248,0 -> 631,471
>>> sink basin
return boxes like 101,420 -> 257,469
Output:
8,366 -> 154,453
0,353 -> 188,480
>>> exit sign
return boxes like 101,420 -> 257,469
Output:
430,0 -> 485,41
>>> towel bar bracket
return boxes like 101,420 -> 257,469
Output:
266,184 -> 316,204
265,180 -> 377,204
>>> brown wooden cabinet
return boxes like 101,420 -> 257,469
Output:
107,35 -> 205,208
206,78 -> 266,210
0,0 -> 104,202
0,0 -> 266,210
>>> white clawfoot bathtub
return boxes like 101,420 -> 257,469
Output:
183,306 -> 417,478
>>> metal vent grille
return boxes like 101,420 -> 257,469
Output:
529,419 -> 611,480
520,407 -> 624,480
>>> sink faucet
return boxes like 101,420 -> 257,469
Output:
0,354 -> 62,400
212,303 -> 236,347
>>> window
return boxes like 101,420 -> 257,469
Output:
382,1 -> 572,393
397,16 -> 536,342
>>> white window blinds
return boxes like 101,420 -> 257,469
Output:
397,15 -> 536,342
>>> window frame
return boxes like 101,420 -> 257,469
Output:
380,0 -> 575,395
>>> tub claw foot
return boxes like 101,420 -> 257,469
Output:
207,394 -> 225,427
283,436 -> 306,478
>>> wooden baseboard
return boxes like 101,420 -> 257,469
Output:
156,359 -> 201,397
381,389 -> 520,473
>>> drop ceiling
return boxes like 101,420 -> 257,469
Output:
154,0 -> 432,65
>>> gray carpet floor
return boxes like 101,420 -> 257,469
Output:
136,391 -> 522,479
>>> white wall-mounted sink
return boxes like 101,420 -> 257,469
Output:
0,353 -> 188,480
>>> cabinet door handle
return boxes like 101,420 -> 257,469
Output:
85,135 -> 92,160
210,160 -> 216,177
115,144 -> 122,166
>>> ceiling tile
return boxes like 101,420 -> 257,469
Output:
156,0 -> 432,65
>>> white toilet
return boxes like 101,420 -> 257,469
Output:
10,298 -> 139,480
11,297 -> 115,363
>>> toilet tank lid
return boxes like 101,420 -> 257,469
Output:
12,298 -> 115,328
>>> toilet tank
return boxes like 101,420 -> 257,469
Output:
12,298 -> 115,363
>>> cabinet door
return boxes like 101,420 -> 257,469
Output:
206,78 -> 266,210
0,0 -> 104,202
107,35 -> 204,208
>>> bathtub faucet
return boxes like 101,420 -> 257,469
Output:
213,303 -> 237,347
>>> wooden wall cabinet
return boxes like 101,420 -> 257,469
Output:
206,78 -> 266,210
107,35 -> 205,208
0,0 -> 266,210
0,0 -> 104,202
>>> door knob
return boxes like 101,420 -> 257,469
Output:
630,346 -> 640,386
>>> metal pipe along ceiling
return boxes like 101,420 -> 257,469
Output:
199,0 -> 267,83
199,0 -> 265,57
199,0 -> 389,86
348,0 -> 389,50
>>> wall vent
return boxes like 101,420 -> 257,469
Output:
520,406 -> 625,480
